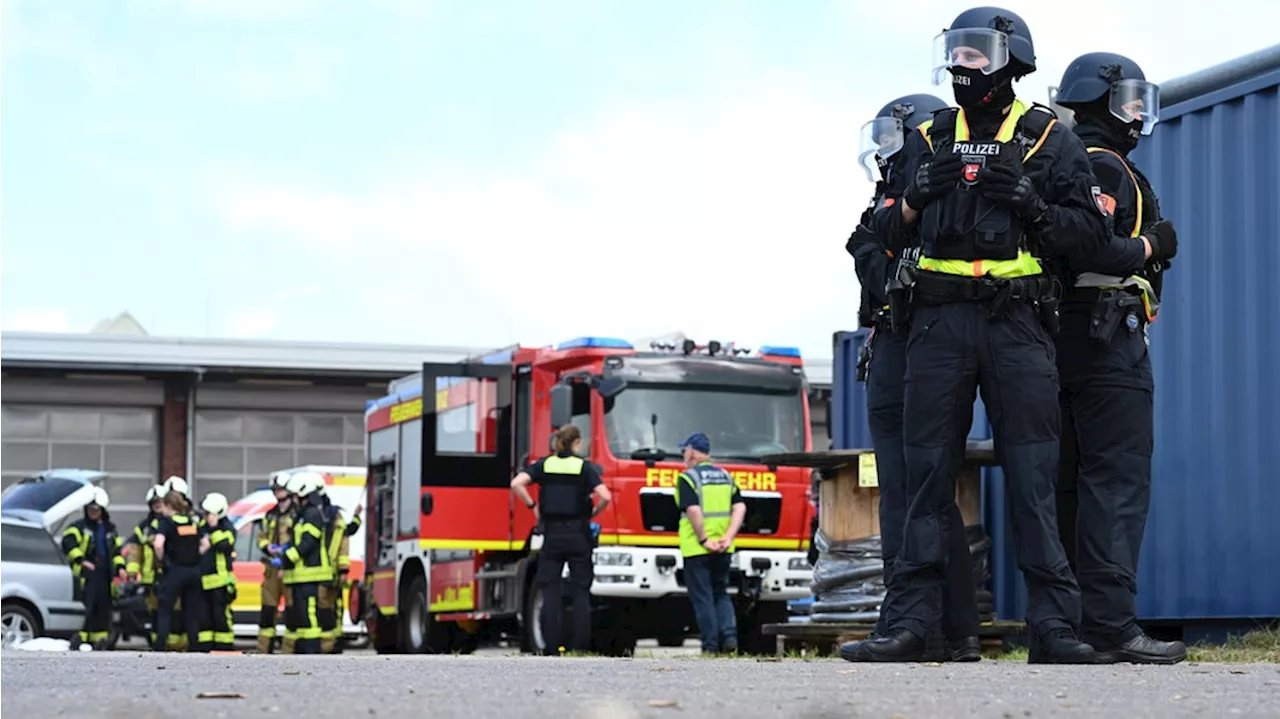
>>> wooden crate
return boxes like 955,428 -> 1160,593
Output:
763,619 -> 1025,658
766,441 -> 996,543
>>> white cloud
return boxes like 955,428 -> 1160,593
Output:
214,44 -> 349,100
2,308 -> 74,333
206,69 -> 869,354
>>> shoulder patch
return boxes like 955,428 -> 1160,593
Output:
1091,186 -> 1115,217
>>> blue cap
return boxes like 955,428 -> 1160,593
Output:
679,432 -> 711,454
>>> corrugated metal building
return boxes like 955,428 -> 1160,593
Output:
830,45 -> 1280,631
2,330 -> 835,529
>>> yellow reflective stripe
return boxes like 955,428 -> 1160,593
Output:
596,534 -> 810,550
918,120 -> 935,152
1086,146 -> 1143,238
285,546 -> 302,565
917,250 -> 1043,278
543,456 -> 585,474
419,538 -> 519,550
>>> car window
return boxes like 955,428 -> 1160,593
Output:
234,521 -> 260,563
0,523 -> 68,565
1,477 -> 82,512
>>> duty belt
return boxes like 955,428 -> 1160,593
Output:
911,271 -> 1055,306
1070,272 -> 1159,322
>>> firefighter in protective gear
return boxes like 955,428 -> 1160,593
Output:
158,475 -> 195,650
152,481 -> 212,652
201,492 -> 238,651
846,6 -> 1116,665
313,474 -> 362,653
255,471 -> 296,653
273,472 -> 331,655
1053,52 -> 1184,665
674,432 -> 746,655
124,484 -> 166,646
61,487 -> 127,649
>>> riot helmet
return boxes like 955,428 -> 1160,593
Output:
857,94 -> 950,182
1057,52 -> 1160,136
931,7 -> 1035,109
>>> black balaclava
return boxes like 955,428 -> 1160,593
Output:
951,67 -> 1016,116
1073,99 -> 1143,155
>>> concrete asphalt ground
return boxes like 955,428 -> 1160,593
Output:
3,640 -> 1279,719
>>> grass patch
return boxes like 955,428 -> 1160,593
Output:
993,646 -> 1029,662
1188,628 -> 1280,664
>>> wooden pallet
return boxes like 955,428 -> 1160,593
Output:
762,619 -> 1026,658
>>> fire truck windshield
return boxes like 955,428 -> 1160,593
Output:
604,385 -> 805,462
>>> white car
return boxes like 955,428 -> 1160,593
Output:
1,516 -> 85,648
0,469 -> 108,537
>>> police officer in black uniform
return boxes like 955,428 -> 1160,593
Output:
1054,52 -> 1184,664
510,424 -> 612,655
845,7 -> 1114,664
843,93 -> 981,663
152,481 -> 211,653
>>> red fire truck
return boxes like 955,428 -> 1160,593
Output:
353,336 -> 815,656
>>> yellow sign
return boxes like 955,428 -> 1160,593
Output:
389,397 -> 424,424
858,454 -> 878,488
643,467 -> 777,492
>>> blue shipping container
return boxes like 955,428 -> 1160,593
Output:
830,47 -> 1280,624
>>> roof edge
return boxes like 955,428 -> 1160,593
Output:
1160,44 -> 1280,108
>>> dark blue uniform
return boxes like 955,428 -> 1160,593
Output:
846,127 -> 979,656
528,452 -> 602,655
1055,124 -> 1161,650
883,104 -> 1112,657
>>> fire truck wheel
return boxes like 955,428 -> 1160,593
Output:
400,574 -> 435,653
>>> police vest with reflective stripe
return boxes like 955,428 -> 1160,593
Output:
676,462 -> 736,558
283,508 -> 333,585
540,454 -> 592,520
916,99 -> 1054,279
1074,146 -> 1161,321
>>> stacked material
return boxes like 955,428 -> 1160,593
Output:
806,526 -> 994,624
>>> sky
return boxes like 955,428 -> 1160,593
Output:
3,0 -> 1277,359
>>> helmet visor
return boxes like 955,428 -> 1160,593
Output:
931,28 -> 1010,85
1110,79 -> 1160,135
857,117 -> 904,182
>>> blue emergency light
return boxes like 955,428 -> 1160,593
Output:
557,336 -> 635,350
759,345 -> 802,358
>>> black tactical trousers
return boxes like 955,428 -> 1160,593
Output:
1055,305 -> 1154,649
535,519 -> 594,655
867,324 -> 979,640
888,301 -> 1081,640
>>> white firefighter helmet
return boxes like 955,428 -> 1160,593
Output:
85,486 -> 110,511
163,475 -> 191,499
308,472 -> 328,496
144,484 -> 166,504
269,470 -> 290,490
201,492 -> 230,520
286,471 -> 324,498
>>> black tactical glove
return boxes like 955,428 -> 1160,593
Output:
904,152 -> 964,210
977,163 -> 1049,222
1142,219 -> 1178,260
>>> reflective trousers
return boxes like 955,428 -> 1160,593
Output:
889,301 -> 1080,639
205,585 -> 235,650
77,569 -> 113,647
1055,305 -> 1154,649
535,521 -> 595,655
318,583 -> 342,654
866,323 -> 979,641
286,582 -> 323,655
258,567 -> 288,654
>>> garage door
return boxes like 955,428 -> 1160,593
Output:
1,404 -> 160,529
193,410 -> 366,502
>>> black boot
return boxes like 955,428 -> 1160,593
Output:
840,628 -> 926,663
949,636 -> 982,662
1096,633 -> 1187,665
1028,629 -> 1105,664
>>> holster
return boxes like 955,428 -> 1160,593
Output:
1088,289 -> 1145,344
856,326 -> 875,382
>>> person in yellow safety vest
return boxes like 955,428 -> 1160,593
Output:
312,475 -> 363,654
124,484 -> 166,646
61,487 -> 128,649
674,432 -> 747,656
255,471 -> 296,653
200,492 -> 238,651
271,472 -> 331,655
